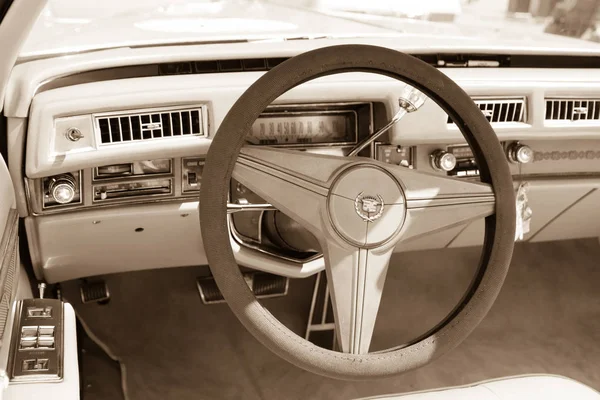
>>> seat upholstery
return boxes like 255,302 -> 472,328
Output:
359,375 -> 600,400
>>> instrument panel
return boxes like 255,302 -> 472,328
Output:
28,102 -> 384,215
247,103 -> 369,148
248,110 -> 357,147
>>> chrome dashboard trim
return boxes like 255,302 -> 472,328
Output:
228,215 -> 322,264
27,195 -> 200,217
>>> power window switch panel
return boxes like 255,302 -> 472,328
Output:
9,299 -> 63,382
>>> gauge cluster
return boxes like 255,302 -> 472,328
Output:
247,103 -> 370,149
248,111 -> 357,147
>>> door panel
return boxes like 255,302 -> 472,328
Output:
0,156 -> 18,343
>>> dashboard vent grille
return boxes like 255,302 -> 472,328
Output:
96,106 -> 206,144
448,98 -> 526,124
545,98 -> 600,121
158,58 -> 288,75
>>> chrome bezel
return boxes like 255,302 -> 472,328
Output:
250,109 -> 359,148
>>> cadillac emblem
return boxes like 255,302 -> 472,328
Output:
354,192 -> 385,222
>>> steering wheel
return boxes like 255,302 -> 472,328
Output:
199,45 -> 516,379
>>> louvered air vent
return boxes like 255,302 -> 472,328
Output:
447,98 -> 526,124
545,98 -> 600,121
158,58 -> 288,75
96,105 -> 206,145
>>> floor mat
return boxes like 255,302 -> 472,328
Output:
62,239 -> 600,400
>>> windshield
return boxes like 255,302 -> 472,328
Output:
21,0 -> 600,59
301,0 -> 600,43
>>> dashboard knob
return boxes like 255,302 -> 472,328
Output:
431,150 -> 457,172
507,142 -> 533,164
49,175 -> 76,204
65,127 -> 84,142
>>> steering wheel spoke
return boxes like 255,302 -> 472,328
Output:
382,165 -> 496,241
323,241 -> 393,354
233,146 -> 353,235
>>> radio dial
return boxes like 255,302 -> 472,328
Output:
431,150 -> 457,172
49,175 -> 77,204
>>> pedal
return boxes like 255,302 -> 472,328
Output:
80,280 -> 110,304
197,272 -> 288,304
305,271 -> 336,350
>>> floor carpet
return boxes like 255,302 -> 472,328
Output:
61,239 -> 600,400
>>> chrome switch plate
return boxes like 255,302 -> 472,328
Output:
8,299 -> 63,383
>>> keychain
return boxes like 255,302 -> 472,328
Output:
515,182 -> 532,241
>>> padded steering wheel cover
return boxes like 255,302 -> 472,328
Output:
200,45 -> 516,379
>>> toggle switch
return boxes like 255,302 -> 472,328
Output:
38,326 -> 55,336
27,306 -> 52,318
187,172 -> 198,186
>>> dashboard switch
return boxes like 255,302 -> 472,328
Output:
27,306 -> 52,318
507,142 -> 533,164
21,360 -> 36,372
65,127 -> 84,142
187,172 -> 198,186
48,174 -> 77,204
431,150 -> 457,172
181,158 -> 205,192
19,339 -> 36,350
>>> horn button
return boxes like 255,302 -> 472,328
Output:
327,165 -> 406,248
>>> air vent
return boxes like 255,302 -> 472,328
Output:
545,98 -> 600,121
447,98 -> 526,124
95,105 -> 206,145
158,58 -> 288,75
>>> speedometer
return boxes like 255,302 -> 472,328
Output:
248,110 -> 357,147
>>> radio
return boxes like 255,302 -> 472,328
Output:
445,144 -> 480,177
91,159 -> 173,202
93,178 -> 172,202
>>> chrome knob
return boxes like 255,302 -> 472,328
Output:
398,85 -> 427,112
507,142 -> 533,164
49,175 -> 76,204
431,150 -> 457,172
65,127 -> 84,142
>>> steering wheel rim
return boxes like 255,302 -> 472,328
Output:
199,45 -> 516,379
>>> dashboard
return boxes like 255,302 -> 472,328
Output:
8,44 -> 600,284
